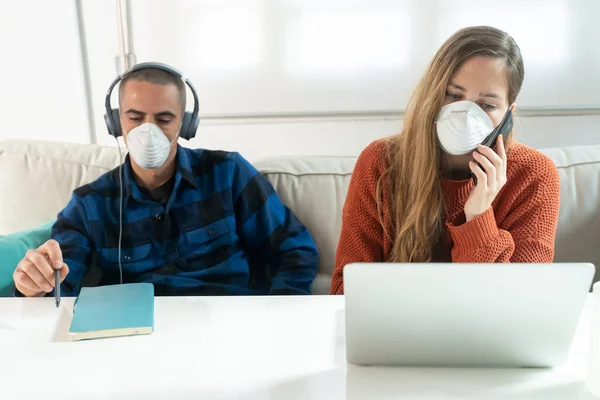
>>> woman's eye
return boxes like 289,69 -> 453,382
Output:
483,103 -> 497,111
157,119 -> 171,124
446,92 -> 461,100
129,117 -> 142,121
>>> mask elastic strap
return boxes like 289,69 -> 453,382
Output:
169,121 -> 184,145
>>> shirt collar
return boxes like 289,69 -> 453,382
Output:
175,145 -> 197,189
121,145 -> 197,202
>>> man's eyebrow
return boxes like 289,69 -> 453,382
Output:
155,111 -> 177,118
124,109 -> 145,115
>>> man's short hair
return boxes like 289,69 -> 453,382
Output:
119,68 -> 186,113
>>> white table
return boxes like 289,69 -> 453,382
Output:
0,295 -> 597,399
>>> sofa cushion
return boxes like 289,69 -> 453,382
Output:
254,157 -> 356,294
0,140 -> 126,235
540,145 -> 600,284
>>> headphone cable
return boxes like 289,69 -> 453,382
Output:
115,136 -> 124,285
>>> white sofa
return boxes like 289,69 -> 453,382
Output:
1,140 -> 599,294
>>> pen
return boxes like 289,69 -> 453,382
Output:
55,269 -> 60,308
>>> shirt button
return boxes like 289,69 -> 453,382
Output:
124,256 -> 131,260
208,229 -> 216,236
168,247 -> 175,253
155,214 -> 162,220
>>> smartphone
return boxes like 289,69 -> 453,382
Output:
471,105 -> 515,185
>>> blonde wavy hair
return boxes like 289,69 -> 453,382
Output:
378,26 -> 524,262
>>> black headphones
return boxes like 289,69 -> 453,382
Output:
104,62 -> 200,140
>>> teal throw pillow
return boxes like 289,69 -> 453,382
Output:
0,221 -> 55,296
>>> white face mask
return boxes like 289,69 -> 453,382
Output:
126,122 -> 177,170
435,100 -> 495,156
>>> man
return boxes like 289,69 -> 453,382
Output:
13,64 -> 318,296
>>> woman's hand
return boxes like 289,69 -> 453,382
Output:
464,135 -> 507,222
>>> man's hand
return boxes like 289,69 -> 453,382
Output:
13,239 -> 69,297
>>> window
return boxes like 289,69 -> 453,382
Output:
437,0 -> 568,64
284,7 -> 410,75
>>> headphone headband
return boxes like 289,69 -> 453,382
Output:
104,62 -> 200,140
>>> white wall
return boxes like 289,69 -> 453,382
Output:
0,0 -> 90,144
1,0 -> 599,161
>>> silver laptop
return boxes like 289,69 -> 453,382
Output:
344,263 -> 595,367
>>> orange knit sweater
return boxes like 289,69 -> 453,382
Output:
330,139 -> 561,295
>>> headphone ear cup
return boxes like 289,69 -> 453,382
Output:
180,112 -> 197,140
111,109 -> 122,137
188,116 -> 199,140
104,113 -> 116,138
105,109 -> 122,138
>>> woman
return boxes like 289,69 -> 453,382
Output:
330,26 -> 560,295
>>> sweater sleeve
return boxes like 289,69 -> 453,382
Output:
447,160 -> 560,263
330,141 -> 387,295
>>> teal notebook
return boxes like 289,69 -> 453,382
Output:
69,283 -> 154,341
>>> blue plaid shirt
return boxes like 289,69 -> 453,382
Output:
51,146 -> 318,296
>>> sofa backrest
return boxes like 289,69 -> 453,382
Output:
253,157 -> 355,294
256,146 -> 600,291
1,140 -> 599,293
0,140 -> 126,235
540,146 -> 600,285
